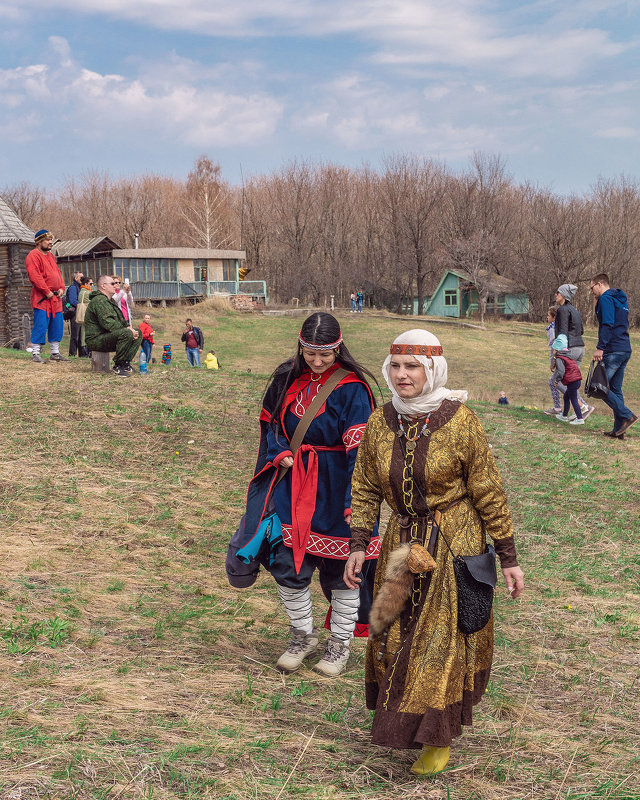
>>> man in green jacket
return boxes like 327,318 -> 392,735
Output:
84,275 -> 140,377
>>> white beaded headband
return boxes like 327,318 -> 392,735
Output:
299,334 -> 343,351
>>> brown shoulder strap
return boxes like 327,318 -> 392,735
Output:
274,367 -> 349,486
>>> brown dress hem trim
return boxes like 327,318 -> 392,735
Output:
365,665 -> 491,749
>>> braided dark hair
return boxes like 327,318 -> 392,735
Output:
266,312 -> 378,422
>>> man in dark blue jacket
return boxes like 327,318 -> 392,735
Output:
590,273 -> 636,438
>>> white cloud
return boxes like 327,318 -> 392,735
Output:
7,0 -> 636,80
423,86 -> 450,100
596,126 -> 638,139
0,38 -> 283,147
291,70 -> 507,158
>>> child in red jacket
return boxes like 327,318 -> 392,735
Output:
551,334 -> 584,425
139,313 -> 155,364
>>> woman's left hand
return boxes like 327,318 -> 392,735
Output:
502,566 -> 525,599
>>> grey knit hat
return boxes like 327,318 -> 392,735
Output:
557,283 -> 577,302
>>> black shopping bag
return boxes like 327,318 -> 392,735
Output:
585,359 -> 609,400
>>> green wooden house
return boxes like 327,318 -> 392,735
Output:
420,269 -> 529,318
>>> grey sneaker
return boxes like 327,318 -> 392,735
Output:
276,628 -> 318,673
49,353 -> 71,362
581,405 -> 595,420
543,407 -> 561,416
555,414 -> 570,422
31,354 -> 47,363
313,636 -> 350,677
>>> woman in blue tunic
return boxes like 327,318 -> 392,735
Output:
261,313 -> 379,676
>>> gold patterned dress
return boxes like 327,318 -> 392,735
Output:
349,400 -> 518,749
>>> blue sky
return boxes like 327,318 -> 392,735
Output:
0,0 -> 639,194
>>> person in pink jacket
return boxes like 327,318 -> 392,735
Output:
112,276 -> 134,323
25,229 -> 69,363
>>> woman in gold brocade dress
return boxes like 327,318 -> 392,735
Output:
344,329 -> 525,776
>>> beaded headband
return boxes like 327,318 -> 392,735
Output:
390,344 -> 443,356
299,334 -> 343,351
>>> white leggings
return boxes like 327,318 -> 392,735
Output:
276,583 -> 360,642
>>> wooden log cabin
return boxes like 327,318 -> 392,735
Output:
0,197 -> 34,348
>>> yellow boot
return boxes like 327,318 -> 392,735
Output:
410,745 -> 450,776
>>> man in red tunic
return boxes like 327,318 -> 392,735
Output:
25,229 -> 69,363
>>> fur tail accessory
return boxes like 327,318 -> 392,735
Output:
369,543 -> 436,638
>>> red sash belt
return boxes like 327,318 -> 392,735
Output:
290,443 -> 345,573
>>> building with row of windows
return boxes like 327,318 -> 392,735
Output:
53,240 -> 267,304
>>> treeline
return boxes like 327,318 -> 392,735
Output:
3,153 -> 639,324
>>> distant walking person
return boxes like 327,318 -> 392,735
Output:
350,291 -> 357,313
181,319 -> 204,366
550,335 -> 584,426
356,289 -> 364,313
553,284 -> 593,420
25,229 -> 70,363
590,273 -> 637,438
543,306 -> 563,415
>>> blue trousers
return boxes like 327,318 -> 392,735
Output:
141,340 -> 153,362
186,347 -> 201,366
602,351 -> 633,432
32,309 -> 63,345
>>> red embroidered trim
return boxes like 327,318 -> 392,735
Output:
281,525 -> 380,559
342,423 -> 366,451
323,608 -> 369,638
390,344 -> 443,356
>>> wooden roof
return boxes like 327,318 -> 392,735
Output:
53,236 -> 120,258
449,268 -> 526,294
115,247 -> 246,260
0,196 -> 34,244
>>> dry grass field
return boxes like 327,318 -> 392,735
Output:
0,306 -> 639,800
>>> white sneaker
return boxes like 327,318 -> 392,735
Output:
313,636 -> 350,677
570,418 -> 585,425
276,628 -> 318,673
555,414 -> 570,422
581,405 -> 595,420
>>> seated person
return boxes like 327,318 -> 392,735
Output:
205,350 -> 221,370
84,274 -> 140,377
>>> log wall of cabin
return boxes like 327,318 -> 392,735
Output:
0,243 -> 33,347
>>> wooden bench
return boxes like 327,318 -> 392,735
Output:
91,351 -> 113,373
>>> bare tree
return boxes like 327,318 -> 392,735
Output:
440,153 -> 515,326
182,156 -> 234,249
0,182 -> 47,228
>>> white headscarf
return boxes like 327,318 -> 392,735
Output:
382,329 -> 468,416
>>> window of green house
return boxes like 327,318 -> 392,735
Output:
222,259 -> 237,281
444,289 -> 458,307
193,259 -> 208,281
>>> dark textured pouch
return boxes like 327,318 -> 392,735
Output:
453,544 -> 497,635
